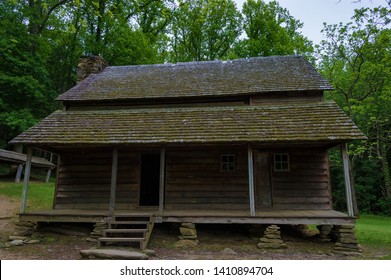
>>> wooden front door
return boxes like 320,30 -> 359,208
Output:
139,154 -> 160,206
254,151 -> 273,208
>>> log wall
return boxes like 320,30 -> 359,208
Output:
268,149 -> 332,210
250,91 -> 323,105
165,147 -> 249,210
55,149 -> 140,210
53,146 -> 331,212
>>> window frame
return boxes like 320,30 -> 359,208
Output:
274,153 -> 290,172
220,154 -> 236,172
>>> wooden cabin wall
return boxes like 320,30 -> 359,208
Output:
54,146 -> 331,212
55,149 -> 140,210
165,146 -> 249,210
117,151 -> 140,209
250,91 -> 323,105
270,149 -> 332,210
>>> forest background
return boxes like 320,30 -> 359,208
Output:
0,0 -> 390,215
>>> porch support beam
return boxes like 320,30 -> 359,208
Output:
248,145 -> 256,216
341,143 -> 354,217
159,146 -> 166,216
108,148 -> 118,219
45,153 -> 54,183
15,164 -> 24,183
20,147 -> 33,214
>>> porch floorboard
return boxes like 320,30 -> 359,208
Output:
19,208 -> 354,225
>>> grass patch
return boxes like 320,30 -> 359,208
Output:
356,214 -> 391,246
0,181 -> 55,211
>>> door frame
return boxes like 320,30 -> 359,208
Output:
139,153 -> 161,206
253,151 -> 273,208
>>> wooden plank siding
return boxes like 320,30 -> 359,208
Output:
55,149 -> 140,210
268,150 -> 332,210
164,147 -> 249,210
53,146 -> 332,212
250,91 -> 323,105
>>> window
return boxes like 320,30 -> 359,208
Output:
221,154 -> 235,172
274,153 -> 289,172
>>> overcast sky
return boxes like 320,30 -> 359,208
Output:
234,0 -> 386,45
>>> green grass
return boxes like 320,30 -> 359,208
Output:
0,181 -> 55,211
356,214 -> 391,246
356,214 -> 391,259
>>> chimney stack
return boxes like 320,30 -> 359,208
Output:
77,55 -> 108,82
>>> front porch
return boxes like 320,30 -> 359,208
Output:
17,143 -> 357,229
19,208 -> 354,225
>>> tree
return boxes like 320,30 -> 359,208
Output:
236,0 -> 312,58
70,0 -> 170,64
0,0 -> 58,148
1,0 -> 177,148
169,0 -> 242,62
317,6 -> 391,213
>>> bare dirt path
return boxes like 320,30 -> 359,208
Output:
0,195 -> 27,259
0,195 -> 92,260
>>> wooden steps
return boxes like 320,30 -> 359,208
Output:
98,215 -> 154,250
104,229 -> 147,234
99,237 -> 145,242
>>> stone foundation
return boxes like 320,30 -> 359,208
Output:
13,221 -> 37,237
331,225 -> 362,256
257,225 -> 287,249
317,225 -> 332,241
6,221 -> 39,247
87,219 -> 108,242
176,223 -> 199,247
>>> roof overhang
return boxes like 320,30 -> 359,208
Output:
10,101 -> 366,149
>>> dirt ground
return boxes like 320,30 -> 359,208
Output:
0,195 -> 388,260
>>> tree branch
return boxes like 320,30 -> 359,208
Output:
37,0 -> 72,34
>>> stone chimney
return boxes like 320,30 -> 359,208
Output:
77,55 -> 108,82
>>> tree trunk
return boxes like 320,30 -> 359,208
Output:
380,142 -> 391,199
95,0 -> 106,54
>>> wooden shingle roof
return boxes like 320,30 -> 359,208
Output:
57,56 -> 333,102
10,101 -> 365,146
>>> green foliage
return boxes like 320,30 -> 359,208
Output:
0,0 -> 57,149
330,147 -> 386,214
236,0 -> 313,58
318,6 -> 391,215
0,181 -> 55,211
100,22 -> 161,65
169,0 -> 242,62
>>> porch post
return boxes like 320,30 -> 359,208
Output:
45,153 -> 54,183
159,146 -> 166,216
108,148 -> 118,218
247,145 -> 256,216
20,147 -> 33,214
341,143 -> 354,217
15,164 -> 24,183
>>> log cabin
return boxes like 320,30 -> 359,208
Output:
10,55 -> 366,249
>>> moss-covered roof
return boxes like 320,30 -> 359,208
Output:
10,101 -> 365,146
57,56 -> 333,102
